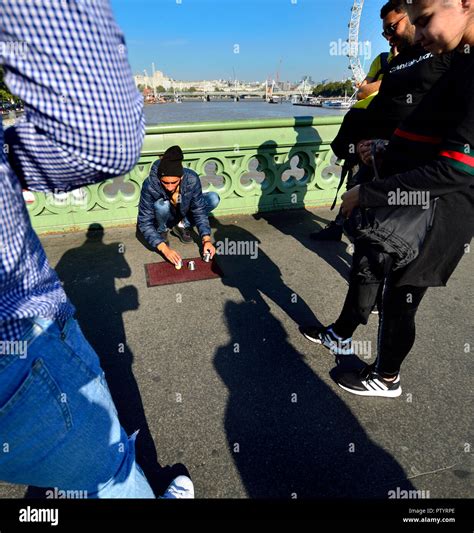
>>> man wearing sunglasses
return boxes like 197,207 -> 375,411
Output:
383,12 -> 407,38
137,145 -> 220,266
354,9 -> 409,105
355,5 -> 401,105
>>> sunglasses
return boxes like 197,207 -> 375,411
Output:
382,14 -> 407,38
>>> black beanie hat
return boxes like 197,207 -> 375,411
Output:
158,145 -> 184,178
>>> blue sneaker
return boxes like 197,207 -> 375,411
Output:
300,325 -> 354,355
160,475 -> 195,499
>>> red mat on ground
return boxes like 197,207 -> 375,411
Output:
145,257 -> 224,287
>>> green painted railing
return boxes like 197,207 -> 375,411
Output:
27,116 -> 344,233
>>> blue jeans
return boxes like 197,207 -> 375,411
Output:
153,192 -> 220,232
0,317 -> 154,498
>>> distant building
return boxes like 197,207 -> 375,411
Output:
172,80 -> 223,92
280,80 -> 297,91
134,69 -> 173,90
134,66 -> 263,93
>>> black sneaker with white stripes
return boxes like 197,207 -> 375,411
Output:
336,365 -> 402,398
300,325 -> 353,355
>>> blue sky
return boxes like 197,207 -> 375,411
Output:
111,0 -> 389,83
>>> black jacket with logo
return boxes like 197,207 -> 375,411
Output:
366,44 -> 452,138
331,45 -> 451,161
360,48 -> 474,287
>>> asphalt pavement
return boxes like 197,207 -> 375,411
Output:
1,207 -> 472,499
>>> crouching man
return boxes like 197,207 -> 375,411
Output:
137,145 -> 220,266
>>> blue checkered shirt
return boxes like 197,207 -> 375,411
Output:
0,0 -> 144,341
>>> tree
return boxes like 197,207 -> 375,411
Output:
312,80 -> 353,97
188,86 -> 197,93
0,67 -> 22,104
156,85 -> 166,93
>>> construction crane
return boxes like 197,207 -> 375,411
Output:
347,0 -> 366,85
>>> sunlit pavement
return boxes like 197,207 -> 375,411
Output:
1,207 -> 472,499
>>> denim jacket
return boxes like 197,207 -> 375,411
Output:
137,160 -> 211,249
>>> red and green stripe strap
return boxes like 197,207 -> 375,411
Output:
394,128 -> 442,144
439,142 -> 474,175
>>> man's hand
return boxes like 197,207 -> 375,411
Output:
203,240 -> 216,259
341,185 -> 361,218
357,139 -> 388,167
357,140 -> 374,166
157,243 -> 182,266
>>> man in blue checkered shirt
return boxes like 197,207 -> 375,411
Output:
0,0 -> 193,499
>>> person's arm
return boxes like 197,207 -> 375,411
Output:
188,173 -> 212,240
137,178 -> 165,250
357,51 -> 388,99
0,0 -> 144,192
358,62 -> 474,207
356,79 -> 382,100
359,156 -> 473,208
342,85 -> 473,216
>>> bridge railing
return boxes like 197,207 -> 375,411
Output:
27,116 -> 344,234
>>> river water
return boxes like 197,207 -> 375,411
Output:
144,100 -> 347,125
2,101 -> 346,128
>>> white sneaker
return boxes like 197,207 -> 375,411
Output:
161,475 -> 195,499
336,366 -> 402,398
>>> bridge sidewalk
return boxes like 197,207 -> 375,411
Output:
1,207 -> 472,499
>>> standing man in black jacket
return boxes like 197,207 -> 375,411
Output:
333,0 -> 473,397
302,0 -> 453,357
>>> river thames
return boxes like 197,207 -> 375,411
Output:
143,100 -> 347,124
2,100 -> 347,128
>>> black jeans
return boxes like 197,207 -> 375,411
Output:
333,242 -> 427,377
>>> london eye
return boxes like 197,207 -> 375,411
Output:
348,0 -> 366,85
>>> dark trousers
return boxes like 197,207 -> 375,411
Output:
333,242 -> 427,377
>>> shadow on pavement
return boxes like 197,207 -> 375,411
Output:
210,216 -> 413,497
255,136 -> 351,282
50,224 -> 184,497
212,218 -> 319,327
214,296 -> 414,498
